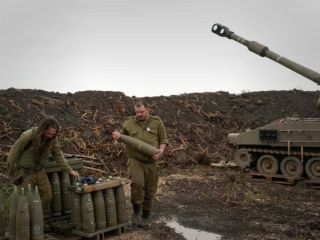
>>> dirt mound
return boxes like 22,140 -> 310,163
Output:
0,88 -> 319,175
1,88 -> 320,240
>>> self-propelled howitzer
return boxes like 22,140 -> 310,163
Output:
212,23 -> 320,181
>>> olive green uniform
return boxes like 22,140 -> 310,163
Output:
122,115 -> 168,211
7,127 -> 73,211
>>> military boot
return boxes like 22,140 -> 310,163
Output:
139,210 -> 151,228
132,203 -> 141,226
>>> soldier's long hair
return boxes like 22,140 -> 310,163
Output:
31,116 -> 60,158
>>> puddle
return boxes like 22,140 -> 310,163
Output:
166,220 -> 222,240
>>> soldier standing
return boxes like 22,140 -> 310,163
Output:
112,101 -> 168,228
7,116 -> 80,216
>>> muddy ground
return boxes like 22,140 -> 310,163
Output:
1,89 -> 320,239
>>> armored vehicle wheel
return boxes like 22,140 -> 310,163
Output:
257,155 -> 278,175
234,148 -> 252,168
280,156 -> 303,179
305,157 -> 320,179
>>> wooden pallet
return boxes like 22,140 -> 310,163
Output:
68,178 -> 128,193
44,157 -> 83,173
72,222 -> 128,240
248,172 -> 297,185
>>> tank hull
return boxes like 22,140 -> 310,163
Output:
229,118 -> 320,180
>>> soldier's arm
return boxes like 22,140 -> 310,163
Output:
158,119 -> 169,146
153,119 -> 168,160
51,139 -> 73,173
7,130 -> 32,177
121,120 -> 130,135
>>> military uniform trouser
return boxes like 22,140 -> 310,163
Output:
128,158 -> 158,212
16,168 -> 52,213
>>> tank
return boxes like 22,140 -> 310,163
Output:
212,23 -> 320,180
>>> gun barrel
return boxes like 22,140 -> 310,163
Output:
212,23 -> 320,85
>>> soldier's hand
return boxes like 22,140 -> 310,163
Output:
153,149 -> 164,161
70,170 -> 80,180
112,130 -> 121,141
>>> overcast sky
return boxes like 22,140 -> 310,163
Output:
0,0 -> 319,97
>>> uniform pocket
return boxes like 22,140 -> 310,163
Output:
146,128 -> 157,136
